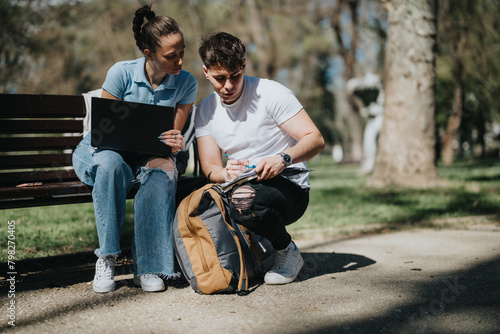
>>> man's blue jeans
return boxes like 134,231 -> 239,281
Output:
72,134 -> 178,277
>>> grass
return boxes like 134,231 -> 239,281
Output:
0,201 -> 135,262
290,155 -> 500,237
1,156 -> 499,262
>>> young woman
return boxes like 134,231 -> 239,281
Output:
72,5 -> 197,293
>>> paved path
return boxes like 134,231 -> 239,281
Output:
1,225 -> 499,333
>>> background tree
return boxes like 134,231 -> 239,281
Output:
370,0 -> 439,187
0,0 -> 42,93
0,0 -> 370,155
330,0 -> 363,162
313,0 -> 387,162
436,0 -> 500,162
438,0 -> 473,165
182,0 -> 340,146
3,0 -> 498,165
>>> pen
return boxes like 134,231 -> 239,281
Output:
225,153 -> 255,169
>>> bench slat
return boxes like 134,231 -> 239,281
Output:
0,153 -> 72,170
0,195 -> 94,210
0,120 -> 83,134
0,170 -> 80,186
0,94 -> 86,118
0,136 -> 82,152
0,181 -> 91,200
0,176 -> 206,209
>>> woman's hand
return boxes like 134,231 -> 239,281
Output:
225,158 -> 249,182
158,129 -> 184,153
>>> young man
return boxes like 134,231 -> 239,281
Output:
194,32 -> 325,284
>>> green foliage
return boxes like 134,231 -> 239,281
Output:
435,72 -> 455,129
0,0 -> 43,93
2,0 -> 499,154
0,0 -> 141,94
436,0 -> 500,158
0,0 -> 368,148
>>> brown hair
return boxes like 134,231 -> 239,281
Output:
198,32 -> 246,71
132,4 -> 182,54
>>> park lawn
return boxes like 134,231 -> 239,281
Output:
291,156 -> 500,237
1,156 -> 499,262
1,201 -> 135,262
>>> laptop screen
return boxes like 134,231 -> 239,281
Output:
90,97 -> 175,157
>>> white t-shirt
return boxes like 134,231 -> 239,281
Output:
195,76 -> 310,189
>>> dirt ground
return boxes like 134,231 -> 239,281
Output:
1,217 -> 499,333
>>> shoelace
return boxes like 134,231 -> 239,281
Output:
96,258 -> 115,279
141,273 -> 160,281
272,249 -> 290,270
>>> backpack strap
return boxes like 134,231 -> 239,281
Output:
183,183 -> 215,273
234,224 -> 264,278
207,187 -> 249,292
246,230 -> 265,276
178,183 -> 236,294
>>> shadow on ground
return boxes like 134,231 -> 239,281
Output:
296,255 -> 500,334
297,252 -> 376,281
1,242 -> 498,333
0,250 -> 376,294
0,251 -> 131,293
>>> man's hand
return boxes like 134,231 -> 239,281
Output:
254,155 -> 285,181
225,159 -> 249,181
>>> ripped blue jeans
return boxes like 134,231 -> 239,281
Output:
72,134 -> 178,277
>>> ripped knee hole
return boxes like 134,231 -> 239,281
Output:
146,157 -> 175,178
231,185 -> 256,212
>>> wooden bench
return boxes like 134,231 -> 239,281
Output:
0,94 -> 205,210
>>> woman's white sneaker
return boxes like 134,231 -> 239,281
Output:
133,274 -> 165,292
264,241 -> 304,285
93,256 -> 116,293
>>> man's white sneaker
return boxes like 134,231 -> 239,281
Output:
133,274 -> 165,292
93,256 -> 116,293
264,241 -> 304,285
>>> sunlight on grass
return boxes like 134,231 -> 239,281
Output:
1,156 -> 499,261
0,201 -> 135,261
289,156 -> 500,235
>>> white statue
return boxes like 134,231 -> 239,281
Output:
346,73 -> 384,174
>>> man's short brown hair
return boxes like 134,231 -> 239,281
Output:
198,32 -> 246,71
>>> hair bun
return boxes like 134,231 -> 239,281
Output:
146,11 -> 155,20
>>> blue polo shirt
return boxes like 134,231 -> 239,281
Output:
102,57 -> 198,107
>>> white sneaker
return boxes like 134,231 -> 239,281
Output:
133,274 -> 165,292
264,241 -> 304,285
93,256 -> 116,293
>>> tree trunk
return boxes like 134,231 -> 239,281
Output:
247,0 -> 269,78
346,92 -> 364,162
331,0 -> 363,162
441,34 -> 466,165
369,0 -> 439,187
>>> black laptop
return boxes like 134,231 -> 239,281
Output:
90,97 -> 174,157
